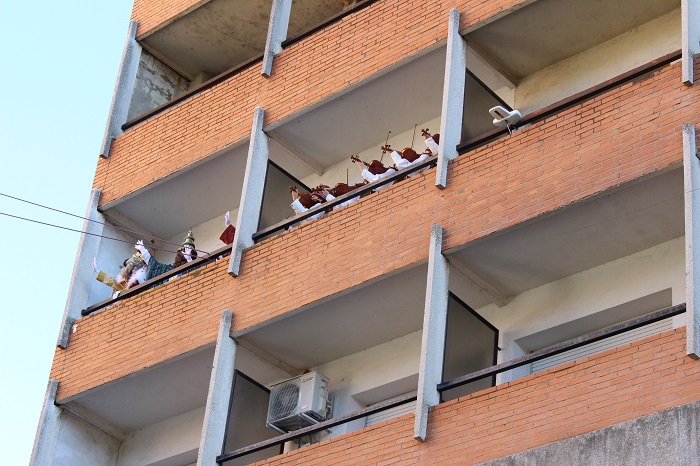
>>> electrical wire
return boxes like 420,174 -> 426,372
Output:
0,191 -> 209,255
0,211 -> 194,256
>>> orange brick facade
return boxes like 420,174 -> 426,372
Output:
131,0 -> 209,37
50,60 -> 700,401
96,0 -> 532,207
251,328 -> 700,465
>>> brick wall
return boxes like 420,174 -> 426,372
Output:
96,0 -> 531,206
251,328 -> 700,465
50,61 -> 700,400
131,0 -> 209,38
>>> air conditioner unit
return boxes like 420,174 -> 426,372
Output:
266,372 -> 330,434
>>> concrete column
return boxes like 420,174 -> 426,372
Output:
197,310 -> 237,465
414,224 -> 450,441
228,107 -> 269,276
436,9 -> 467,189
261,0 -> 293,77
30,380 -> 62,465
57,188 -> 106,348
682,0 -> 700,85
100,20 -> 142,158
684,124 -> 700,359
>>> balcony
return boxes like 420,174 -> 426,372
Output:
125,0 -> 372,126
54,56 -> 697,404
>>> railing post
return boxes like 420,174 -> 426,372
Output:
197,310 -> 237,465
261,0 -> 293,77
414,224 -> 450,441
100,20 -> 141,158
684,123 -> 700,358
57,188 -> 106,348
682,0 -> 700,85
436,9 -> 467,189
229,107 -> 269,276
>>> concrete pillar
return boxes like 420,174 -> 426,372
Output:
414,225 -> 450,441
436,9 -> 467,189
197,310 -> 237,465
100,20 -> 142,158
261,0 -> 293,77
684,123 -> 700,359
682,0 -> 700,85
30,380 -> 62,465
228,107 -> 269,277
57,188 -> 105,348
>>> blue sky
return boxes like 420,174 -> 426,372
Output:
0,1 -> 132,462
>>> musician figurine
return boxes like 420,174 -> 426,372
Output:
135,231 -> 197,281
422,129 -> 440,156
380,145 -> 431,172
290,186 -> 329,222
352,155 -> 396,191
313,181 -> 365,210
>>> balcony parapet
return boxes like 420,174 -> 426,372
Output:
53,59 -> 698,401
96,0 -> 531,207
239,327 -> 699,465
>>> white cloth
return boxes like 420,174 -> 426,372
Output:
361,168 -> 396,191
390,150 -> 430,171
325,193 -> 360,209
291,198 -> 324,221
425,137 -> 439,156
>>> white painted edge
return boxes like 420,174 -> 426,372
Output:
684,123 -> 700,358
57,188 -> 105,347
30,379 -> 61,466
261,0 -> 293,77
228,107 -> 269,277
100,20 -> 142,158
436,9 -> 467,189
197,310 -> 237,465
682,0 -> 699,85
414,224 -> 449,441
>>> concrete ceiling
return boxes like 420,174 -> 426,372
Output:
467,0 -> 679,82
449,168 -> 684,297
269,46 -> 446,170
105,143 -> 249,240
142,0 -> 348,79
238,264 -> 430,370
68,347 -> 215,430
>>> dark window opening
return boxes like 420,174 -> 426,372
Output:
221,371 -> 283,465
441,293 -> 499,402
461,69 -> 512,142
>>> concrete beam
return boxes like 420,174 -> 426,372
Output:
414,225 -> 450,441
268,130 -> 325,176
228,107 -> 269,276
261,0 -> 293,77
436,9 -> 467,189
58,188 -> 105,348
684,123 -> 700,359
100,20 -> 142,158
197,310 -> 237,465
61,404 -> 129,442
30,380 -> 62,465
449,258 -> 512,307
236,339 -> 303,376
682,0 -> 700,85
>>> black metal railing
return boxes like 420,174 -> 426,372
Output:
216,392 -> 417,463
121,0 -> 381,132
252,155 -> 438,242
121,54 -> 264,131
81,244 -> 233,317
281,0 -> 380,49
456,51 -> 682,155
438,303 -> 686,394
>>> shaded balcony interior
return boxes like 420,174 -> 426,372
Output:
464,0 -> 681,117
445,167 -> 686,383
221,261 -> 503,461
53,345 -> 289,466
126,0 -> 362,122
